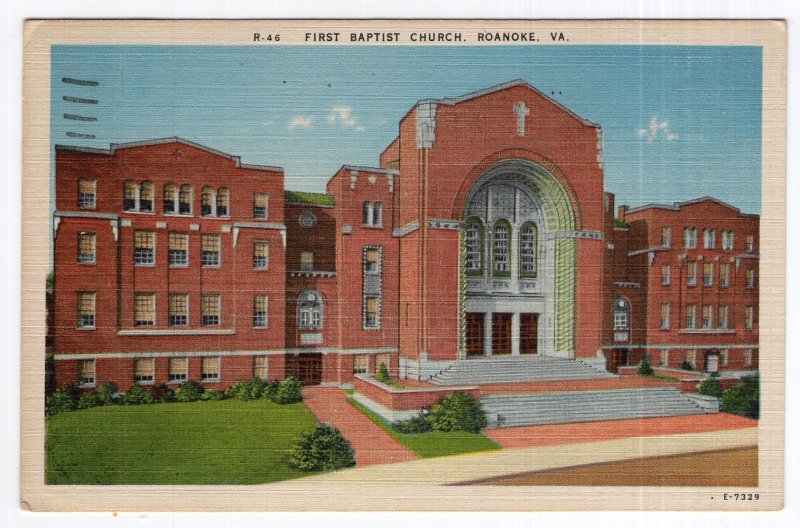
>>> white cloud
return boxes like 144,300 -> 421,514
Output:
287,116 -> 313,130
328,105 -> 364,131
636,116 -> 679,143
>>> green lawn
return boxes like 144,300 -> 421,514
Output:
46,399 -> 319,485
348,399 -> 500,458
643,373 -> 681,382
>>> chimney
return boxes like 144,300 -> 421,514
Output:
618,205 -> 629,223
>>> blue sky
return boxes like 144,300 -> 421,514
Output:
51,45 -> 762,214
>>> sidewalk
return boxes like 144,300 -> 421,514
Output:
302,386 -> 418,467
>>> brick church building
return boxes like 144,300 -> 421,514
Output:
51,80 -> 759,390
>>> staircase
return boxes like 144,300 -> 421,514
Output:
480,387 -> 712,428
428,356 -> 616,385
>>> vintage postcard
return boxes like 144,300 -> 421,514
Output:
20,19 -> 786,511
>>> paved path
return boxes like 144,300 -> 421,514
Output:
302,386 -> 418,467
484,413 -> 758,449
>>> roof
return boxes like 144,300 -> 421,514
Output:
55,137 -> 284,172
284,190 -> 335,207
625,196 -> 759,219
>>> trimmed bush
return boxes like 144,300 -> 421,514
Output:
680,360 -> 694,371
375,362 -> 390,383
227,378 -> 267,401
274,377 -> 302,404
288,423 -> 356,472
392,410 -> 432,434
96,382 -> 119,405
428,392 -> 487,433
200,389 -> 225,401
174,380 -> 204,402
76,391 -> 100,410
698,376 -> 724,398
46,387 -> 75,416
722,374 -> 760,419
638,355 -> 654,376
123,383 -> 155,405
151,383 -> 176,403
262,380 -> 281,401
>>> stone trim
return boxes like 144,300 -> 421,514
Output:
545,230 -> 602,241
118,328 -> 236,336
54,347 -> 399,360
54,210 -> 119,220
601,343 -> 758,350
232,221 -> 286,230
427,219 -> 462,230
392,220 -> 420,238
288,270 -> 337,278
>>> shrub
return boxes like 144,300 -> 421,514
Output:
227,378 -> 267,401
76,391 -> 100,410
151,383 -> 176,403
638,355 -> 654,376
392,410 -> 432,434
375,362 -> 390,383
262,380 -> 281,401
123,383 -> 154,405
96,381 -> 119,405
46,387 -> 75,416
273,377 -> 302,404
288,423 -> 355,472
200,389 -> 225,401
680,360 -> 694,371
722,374 -> 760,419
428,392 -> 486,433
174,380 -> 204,402
698,376 -> 723,398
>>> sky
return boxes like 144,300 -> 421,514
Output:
51,45 -> 762,214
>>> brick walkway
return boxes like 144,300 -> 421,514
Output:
302,386 -> 418,467
484,413 -> 758,449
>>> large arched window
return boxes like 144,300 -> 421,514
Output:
492,219 -> 512,277
463,217 -> 484,276
179,184 -> 193,215
163,183 -> 177,213
297,290 -> 323,329
201,186 -> 215,217
139,181 -> 154,212
519,221 -> 538,278
216,188 -> 229,217
123,180 -> 137,211
613,297 -> 631,330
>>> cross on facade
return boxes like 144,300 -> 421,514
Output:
513,101 -> 530,136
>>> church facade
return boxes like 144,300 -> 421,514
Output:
51,80 -> 760,390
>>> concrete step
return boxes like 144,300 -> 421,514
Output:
429,356 -> 615,385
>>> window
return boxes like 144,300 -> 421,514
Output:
300,250 -> 314,271
299,212 -> 316,228
686,261 -> 697,286
519,222 -> 538,278
703,262 -> 713,286
134,293 -> 156,326
139,181 -> 154,212
744,305 -> 755,329
746,235 -> 754,252
201,356 -> 220,382
364,247 -> 381,274
702,305 -> 713,329
134,358 -> 154,383
168,357 -> 188,382
364,296 -> 380,329
362,202 -> 373,225
78,179 -> 96,209
373,202 -> 383,226
746,269 -> 756,288
660,349 -> 670,367
718,305 -> 729,329
703,228 -> 716,249
77,292 -> 95,328
722,230 -> 735,251
201,294 -> 220,326
134,231 -> 155,266
661,264 -> 671,286
78,359 -> 95,386
163,183 -> 177,214
721,349 -> 729,367
169,293 -> 189,326
686,350 -> 697,369
685,304 -> 697,329
124,180 -> 137,211
661,226 -> 671,247
684,227 -> 697,249
253,241 -> 269,270
253,193 -> 268,219
179,184 -> 193,215
744,349 -> 753,367
216,188 -> 229,217
253,356 -> 268,380
77,232 -> 96,264
201,234 -> 220,267
168,233 -> 189,267
660,303 -> 670,330
353,355 -> 368,375
613,298 -> 630,330
492,220 -> 511,276
253,295 -> 268,328
201,186 -> 215,216
298,290 -> 323,329
464,219 -> 484,275
720,263 -> 730,287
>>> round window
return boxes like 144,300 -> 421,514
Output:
299,212 -> 317,228
306,292 -> 317,302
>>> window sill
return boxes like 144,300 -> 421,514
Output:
200,215 -> 231,220
201,378 -> 221,384
118,328 -> 234,336
169,264 -> 189,269
252,326 -> 269,330
201,265 -> 221,269
678,328 -> 737,335
135,264 -> 156,268
168,379 -> 188,385
76,326 -> 95,331
78,261 -> 96,266
362,224 -> 384,229
78,382 -> 96,389
134,380 -> 155,386
123,210 -> 156,215
163,213 -> 194,218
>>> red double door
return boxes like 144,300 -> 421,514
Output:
465,312 -> 538,357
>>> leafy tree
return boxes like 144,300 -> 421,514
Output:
638,355 -> 654,376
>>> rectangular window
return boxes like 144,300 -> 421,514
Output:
78,179 -> 96,209
201,234 -> 221,267
661,264 -> 671,286
722,230 -> 735,251
746,269 -> 756,288
686,261 -> 697,286
364,247 -> 381,274
744,305 -> 755,329
661,226 -> 671,247
364,296 -> 381,329
169,293 -> 189,326
702,305 -> 713,329
253,295 -> 268,328
744,349 -> 753,367
134,358 -> 154,383
703,262 -> 713,287
721,349 -> 729,367
253,355 -> 268,380
720,263 -> 730,287
134,293 -> 156,326
168,357 -> 188,382
253,241 -> 269,270
179,185 -> 193,215
77,232 -> 96,264
77,292 -> 96,328
703,229 -> 716,249
686,350 -> 697,369
201,188 -> 214,217
684,227 -> 697,249
494,224 -> 510,273
217,189 -> 229,217
134,231 -> 156,266
78,359 -> 95,386
660,303 -> 670,330
168,233 -> 189,267
300,250 -> 314,271
201,294 -> 220,326
124,181 -> 137,211
353,354 -> 368,375
660,349 -> 669,367
201,356 -> 220,382
718,305 -> 729,329
163,184 -> 176,214
140,183 -> 154,212
746,235 -> 754,252
685,304 -> 696,329
253,193 -> 268,219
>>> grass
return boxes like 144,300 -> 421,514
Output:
642,373 -> 681,382
348,398 -> 500,458
46,399 -> 319,485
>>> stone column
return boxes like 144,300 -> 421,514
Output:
511,312 -> 521,356
483,311 -> 492,357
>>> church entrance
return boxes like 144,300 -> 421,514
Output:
520,313 -> 538,354
465,312 -> 484,357
491,313 -> 513,355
